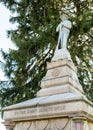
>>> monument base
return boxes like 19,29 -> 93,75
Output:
3,49 -> 93,130
3,93 -> 93,130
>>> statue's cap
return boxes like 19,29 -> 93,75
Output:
60,14 -> 68,21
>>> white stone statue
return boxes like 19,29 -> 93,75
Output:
56,15 -> 72,50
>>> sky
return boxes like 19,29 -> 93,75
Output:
0,3 -> 16,80
0,3 -> 16,130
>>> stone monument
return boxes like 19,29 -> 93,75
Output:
2,15 -> 93,130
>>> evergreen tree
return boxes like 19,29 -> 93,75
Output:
0,0 -> 93,108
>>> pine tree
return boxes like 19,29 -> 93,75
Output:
0,0 -> 93,108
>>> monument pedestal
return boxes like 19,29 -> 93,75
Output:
3,49 -> 93,130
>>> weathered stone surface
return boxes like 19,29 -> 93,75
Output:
38,57 -> 83,97
3,49 -> 93,130
43,66 -> 77,81
11,117 -> 93,130
38,49 -> 83,97
52,48 -> 72,61
3,93 -> 93,122
3,121 -> 15,130
37,84 -> 84,97
13,118 -> 71,130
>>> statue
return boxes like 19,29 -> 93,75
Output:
56,15 -> 72,50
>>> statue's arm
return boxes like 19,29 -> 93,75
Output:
56,22 -> 63,32
62,21 -> 72,30
56,24 -> 60,32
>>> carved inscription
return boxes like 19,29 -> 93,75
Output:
15,109 -> 36,116
15,110 -> 26,115
27,109 -> 36,114
54,105 -> 65,111
39,107 -> 53,112
14,105 -> 66,118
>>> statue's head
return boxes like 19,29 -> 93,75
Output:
60,14 -> 68,21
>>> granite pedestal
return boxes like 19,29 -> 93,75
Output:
3,49 -> 93,130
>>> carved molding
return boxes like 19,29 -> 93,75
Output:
14,122 -> 32,130
55,118 -> 70,130
52,68 -> 60,77
3,121 -> 15,130
36,120 -> 49,130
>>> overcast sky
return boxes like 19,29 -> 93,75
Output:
0,3 -> 16,130
0,3 -> 16,81
0,4 -> 16,51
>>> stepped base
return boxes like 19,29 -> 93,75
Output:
3,93 -> 93,130
37,84 -> 83,97
3,49 -> 93,130
38,49 -> 83,97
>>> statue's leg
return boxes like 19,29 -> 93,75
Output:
61,32 -> 63,48
55,36 -> 60,51
62,31 -> 69,48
